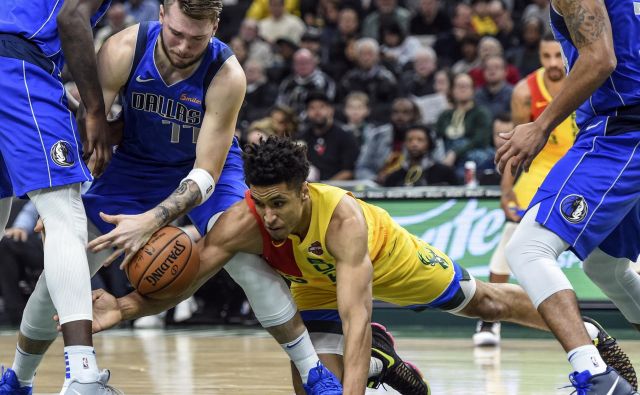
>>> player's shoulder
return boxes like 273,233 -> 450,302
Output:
100,23 -> 139,56
512,77 -> 531,101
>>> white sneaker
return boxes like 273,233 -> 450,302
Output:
473,321 -> 501,347
173,297 -> 197,323
133,313 -> 165,329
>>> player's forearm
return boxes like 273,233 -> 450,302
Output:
57,9 -> 105,116
535,54 -> 614,134
148,180 -> 201,229
341,309 -> 372,394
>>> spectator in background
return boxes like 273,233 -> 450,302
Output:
339,38 -> 398,123
299,28 -> 323,58
258,0 -> 306,44
246,0 -> 300,20
356,97 -> 422,180
229,36 -> 249,66
477,113 -> 512,185
451,35 -> 480,74
238,60 -> 278,128
238,19 -> 274,68
299,92 -> 359,181
409,0 -> 451,36
474,55 -> 513,118
322,7 -> 360,81
469,36 -> 520,87
434,2 -> 474,67
435,73 -> 493,178
0,201 -> 43,326
361,0 -> 411,42
379,21 -> 423,71
383,125 -> 457,187
94,3 -> 135,52
267,37 -> 298,84
400,47 -> 449,127
470,0 -> 498,36
521,0 -> 550,33
276,48 -> 335,114
124,0 -> 160,22
270,104 -> 298,138
506,17 -> 543,77
489,0 -> 518,52
245,118 -> 276,146
342,92 -> 373,146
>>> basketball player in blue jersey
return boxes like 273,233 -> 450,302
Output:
496,0 -> 640,393
45,0 -> 341,393
0,1 -> 122,394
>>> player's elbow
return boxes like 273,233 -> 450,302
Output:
593,52 -> 617,79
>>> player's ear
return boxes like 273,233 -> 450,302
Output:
301,182 -> 309,200
159,4 -> 165,23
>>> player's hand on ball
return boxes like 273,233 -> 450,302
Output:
88,211 -> 158,269
90,289 -> 122,333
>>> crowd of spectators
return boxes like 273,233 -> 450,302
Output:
0,0 -> 554,326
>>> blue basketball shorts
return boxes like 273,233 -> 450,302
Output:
529,114 -> 640,261
0,45 -> 91,198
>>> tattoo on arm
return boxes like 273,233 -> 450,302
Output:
555,0 -> 606,48
153,180 -> 202,227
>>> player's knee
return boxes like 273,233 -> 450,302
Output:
29,184 -> 87,243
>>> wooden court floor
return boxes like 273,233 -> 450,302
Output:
0,327 -> 638,395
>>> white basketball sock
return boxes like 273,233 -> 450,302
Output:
369,357 -> 384,378
63,345 -> 99,384
568,344 -> 607,375
280,330 -> 320,384
11,345 -> 43,387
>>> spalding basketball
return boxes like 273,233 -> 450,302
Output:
126,226 -> 200,300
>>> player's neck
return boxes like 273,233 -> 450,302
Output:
154,37 -> 204,84
292,199 -> 313,240
543,73 -> 564,98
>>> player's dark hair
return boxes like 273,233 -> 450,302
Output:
164,0 -> 222,20
243,136 -> 310,191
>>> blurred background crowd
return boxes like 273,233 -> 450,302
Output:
1,0 -> 554,327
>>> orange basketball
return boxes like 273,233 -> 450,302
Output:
126,226 -> 200,300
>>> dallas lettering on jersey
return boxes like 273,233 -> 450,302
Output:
131,92 -> 202,125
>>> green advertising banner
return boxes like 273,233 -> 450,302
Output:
367,198 -> 607,301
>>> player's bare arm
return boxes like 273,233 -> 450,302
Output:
91,200 -> 262,332
495,0 -> 615,175
57,0 -> 113,176
327,195 -> 373,394
88,56 -> 246,267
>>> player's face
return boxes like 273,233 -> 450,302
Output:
539,40 -> 565,82
159,3 -> 217,69
250,182 -> 309,242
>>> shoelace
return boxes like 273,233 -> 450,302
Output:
310,364 -> 342,391
385,363 -> 427,395
0,366 -> 11,390
561,372 -> 594,395
598,339 -> 638,390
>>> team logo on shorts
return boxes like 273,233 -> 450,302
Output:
560,194 -> 588,224
50,140 -> 75,167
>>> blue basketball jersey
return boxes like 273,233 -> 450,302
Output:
550,1 -> 640,128
84,22 -> 245,236
0,0 -> 111,70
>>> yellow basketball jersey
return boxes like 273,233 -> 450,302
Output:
512,68 -> 578,209
281,183 -> 455,307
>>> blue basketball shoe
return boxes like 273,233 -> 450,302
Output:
568,367 -> 638,395
0,367 -> 32,395
303,362 -> 342,395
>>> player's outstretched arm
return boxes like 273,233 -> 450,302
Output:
496,0 -> 615,175
328,196 -> 373,394
57,0 -> 113,176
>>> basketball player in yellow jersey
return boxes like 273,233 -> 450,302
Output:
89,137 -> 631,395
473,33 -> 578,347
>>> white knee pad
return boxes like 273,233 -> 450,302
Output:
583,249 -> 640,324
20,273 -> 59,340
27,184 -> 92,325
488,221 -> 518,276
505,204 -> 573,308
224,252 -> 298,328
0,197 -> 12,238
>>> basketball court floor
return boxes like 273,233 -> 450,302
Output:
1,326 -> 638,394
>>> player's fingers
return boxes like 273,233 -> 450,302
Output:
496,147 -> 515,175
87,235 -> 115,252
34,218 -> 44,233
82,140 -> 94,161
19,231 -> 27,242
509,155 -> 523,177
93,149 -> 105,178
119,252 -> 134,271
498,129 -> 515,140
103,248 -> 124,268
53,314 -> 62,332
92,288 -> 106,301
98,211 -> 120,224
523,155 -> 534,173
494,141 -> 511,167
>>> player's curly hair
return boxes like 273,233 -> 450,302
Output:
164,0 -> 222,21
243,136 -> 310,191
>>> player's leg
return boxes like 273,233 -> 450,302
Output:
474,221 -> 518,346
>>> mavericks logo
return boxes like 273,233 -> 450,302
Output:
560,194 -> 588,224
50,140 -> 74,167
